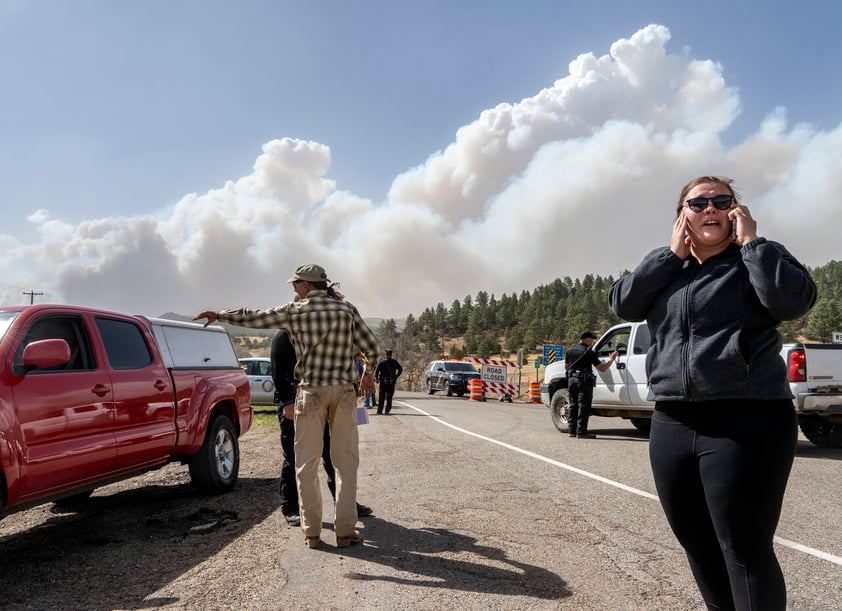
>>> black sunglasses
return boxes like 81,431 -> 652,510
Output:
684,194 -> 734,213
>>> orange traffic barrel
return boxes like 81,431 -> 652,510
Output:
469,378 -> 485,402
528,381 -> 541,403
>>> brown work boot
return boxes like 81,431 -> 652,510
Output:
336,529 -> 363,548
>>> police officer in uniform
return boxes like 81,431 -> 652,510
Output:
374,349 -> 403,415
565,331 -> 618,438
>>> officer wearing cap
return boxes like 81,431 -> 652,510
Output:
564,330 -> 618,439
195,263 -> 379,549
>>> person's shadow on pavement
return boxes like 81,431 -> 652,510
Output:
328,515 -> 571,599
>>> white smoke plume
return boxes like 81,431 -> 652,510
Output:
1,24 -> 840,320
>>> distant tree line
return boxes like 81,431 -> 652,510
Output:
377,260 -> 842,367
221,261 -> 842,391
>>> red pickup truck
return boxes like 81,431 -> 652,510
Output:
0,304 -> 253,517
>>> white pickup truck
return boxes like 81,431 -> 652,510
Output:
540,321 -> 842,448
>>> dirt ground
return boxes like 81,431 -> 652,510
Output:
0,413 -> 287,610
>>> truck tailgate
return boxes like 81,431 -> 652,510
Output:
803,344 -> 842,390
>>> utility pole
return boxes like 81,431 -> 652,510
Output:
23,290 -> 43,304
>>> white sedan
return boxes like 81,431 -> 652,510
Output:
238,357 -> 276,406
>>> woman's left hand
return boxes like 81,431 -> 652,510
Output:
728,204 -> 758,246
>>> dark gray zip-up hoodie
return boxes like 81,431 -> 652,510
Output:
609,238 -> 816,402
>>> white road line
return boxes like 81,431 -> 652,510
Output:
394,400 -> 842,568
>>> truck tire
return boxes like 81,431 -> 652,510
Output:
425,379 -> 436,395
189,415 -> 240,494
444,381 -> 453,397
550,390 -> 571,433
799,416 -> 842,449
629,418 -> 652,432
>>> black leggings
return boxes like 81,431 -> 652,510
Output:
649,400 -> 797,611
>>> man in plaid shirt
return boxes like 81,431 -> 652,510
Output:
195,263 -> 379,549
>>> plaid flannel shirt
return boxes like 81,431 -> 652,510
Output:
217,290 -> 379,387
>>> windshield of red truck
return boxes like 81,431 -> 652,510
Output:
0,312 -> 18,341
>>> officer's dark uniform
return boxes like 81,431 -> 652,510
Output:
564,332 -> 603,438
374,351 -> 403,414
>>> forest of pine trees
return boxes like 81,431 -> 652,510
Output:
225,261 -> 842,393
382,260 -> 842,362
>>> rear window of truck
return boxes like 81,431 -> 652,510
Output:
95,317 -> 153,370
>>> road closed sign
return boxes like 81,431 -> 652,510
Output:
481,364 -> 507,384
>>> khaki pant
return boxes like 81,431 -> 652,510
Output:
294,383 -> 359,538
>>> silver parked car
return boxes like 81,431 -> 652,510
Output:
239,357 -> 276,406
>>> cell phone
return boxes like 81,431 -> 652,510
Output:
730,219 -> 737,241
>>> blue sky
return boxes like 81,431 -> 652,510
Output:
1,1 -> 840,318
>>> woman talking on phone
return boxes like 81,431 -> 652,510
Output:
609,176 -> 816,610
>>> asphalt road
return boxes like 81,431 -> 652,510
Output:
0,391 -> 839,610
283,391 -> 842,609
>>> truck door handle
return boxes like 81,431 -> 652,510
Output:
91,383 -> 110,397
616,362 -> 626,370
154,380 -> 167,391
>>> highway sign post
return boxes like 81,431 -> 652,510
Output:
543,344 -> 564,366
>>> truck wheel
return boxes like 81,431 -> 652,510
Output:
550,390 -> 571,433
189,415 -> 240,494
630,418 -> 652,432
425,379 -> 436,395
799,416 -> 842,449
444,381 -> 453,397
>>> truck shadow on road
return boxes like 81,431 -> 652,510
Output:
794,440 -> 842,461
0,475 -> 278,610
332,516 -> 571,599
579,427 -> 650,442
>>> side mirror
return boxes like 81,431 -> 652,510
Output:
21,339 -> 71,372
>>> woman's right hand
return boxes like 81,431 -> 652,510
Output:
670,213 -> 691,259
